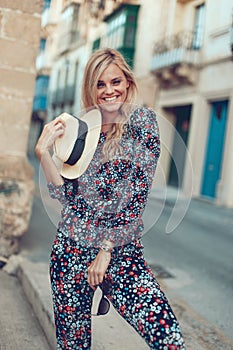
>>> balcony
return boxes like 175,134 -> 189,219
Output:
58,30 -> 83,54
151,31 -> 200,87
50,85 -> 76,108
63,0 -> 82,8
36,51 -> 52,74
177,0 -> 195,3
41,7 -> 58,30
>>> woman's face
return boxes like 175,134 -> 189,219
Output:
96,63 -> 129,118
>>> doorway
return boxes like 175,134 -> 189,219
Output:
201,100 -> 228,198
168,105 -> 192,188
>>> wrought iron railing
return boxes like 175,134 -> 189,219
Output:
153,31 -> 198,55
58,30 -> 81,54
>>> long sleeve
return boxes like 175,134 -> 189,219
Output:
97,107 -> 160,245
47,180 -> 76,206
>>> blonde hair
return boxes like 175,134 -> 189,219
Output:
81,48 -> 137,162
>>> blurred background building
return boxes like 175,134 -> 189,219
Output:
29,0 -> 233,208
0,0 -> 43,257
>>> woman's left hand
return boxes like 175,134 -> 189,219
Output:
87,250 -> 111,289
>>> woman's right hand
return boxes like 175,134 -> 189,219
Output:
35,117 -> 66,185
35,118 -> 65,161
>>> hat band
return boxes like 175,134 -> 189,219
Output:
65,119 -> 88,166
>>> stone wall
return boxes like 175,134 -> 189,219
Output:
0,0 -> 43,257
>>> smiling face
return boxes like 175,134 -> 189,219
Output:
96,63 -> 129,121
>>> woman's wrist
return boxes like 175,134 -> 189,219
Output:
99,241 -> 113,253
35,145 -> 49,160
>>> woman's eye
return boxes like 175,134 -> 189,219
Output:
97,81 -> 105,89
112,79 -> 121,85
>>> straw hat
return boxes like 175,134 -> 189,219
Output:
52,109 -> 102,179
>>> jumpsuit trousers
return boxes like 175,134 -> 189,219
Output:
50,232 -> 186,350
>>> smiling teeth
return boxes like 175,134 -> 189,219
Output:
104,96 -> 117,102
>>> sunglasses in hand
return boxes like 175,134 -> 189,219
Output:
92,279 -> 112,316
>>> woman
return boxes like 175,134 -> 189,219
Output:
36,48 -> 186,349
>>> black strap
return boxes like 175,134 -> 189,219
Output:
65,119 -> 88,166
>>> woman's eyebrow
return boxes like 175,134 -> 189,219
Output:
97,76 -> 123,83
112,76 -> 123,80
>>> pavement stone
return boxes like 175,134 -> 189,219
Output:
0,269 -> 51,350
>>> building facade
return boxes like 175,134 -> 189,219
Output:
32,0 -> 233,207
148,0 -> 233,207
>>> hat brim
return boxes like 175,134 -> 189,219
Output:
52,109 -> 102,179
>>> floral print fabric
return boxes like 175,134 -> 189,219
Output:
50,232 -> 186,349
48,106 -> 186,349
48,106 -> 160,247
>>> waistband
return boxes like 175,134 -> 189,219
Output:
55,229 -> 144,258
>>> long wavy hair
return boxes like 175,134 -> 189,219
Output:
81,48 -> 137,162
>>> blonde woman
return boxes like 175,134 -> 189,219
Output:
36,48 -> 186,349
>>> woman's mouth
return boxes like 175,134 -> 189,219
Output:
103,96 -> 118,102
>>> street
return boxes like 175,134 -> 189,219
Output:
142,193 -> 233,341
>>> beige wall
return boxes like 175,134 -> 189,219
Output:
135,0 -> 233,207
219,94 -> 233,207
0,0 -> 43,257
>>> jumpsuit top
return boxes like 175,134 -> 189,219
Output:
48,106 -> 160,247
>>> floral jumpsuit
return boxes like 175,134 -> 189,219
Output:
48,107 -> 186,349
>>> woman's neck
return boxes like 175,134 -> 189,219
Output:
101,111 -> 119,132
101,124 -> 112,133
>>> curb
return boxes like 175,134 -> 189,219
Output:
17,259 -> 56,350
17,258 -> 149,350
16,257 -> 233,350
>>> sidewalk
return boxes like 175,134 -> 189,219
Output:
0,269 -> 51,350
1,156 -> 233,349
8,254 -> 233,350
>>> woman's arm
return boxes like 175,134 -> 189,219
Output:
87,107 -> 160,289
35,118 -> 65,186
99,107 -> 160,245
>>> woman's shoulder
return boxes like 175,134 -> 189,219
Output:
125,105 -> 160,156
128,105 -> 159,134
129,105 -> 157,125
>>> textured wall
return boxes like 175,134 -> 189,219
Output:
0,0 -> 43,257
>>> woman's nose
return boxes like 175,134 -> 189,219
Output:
105,84 -> 114,94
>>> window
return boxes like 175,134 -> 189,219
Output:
43,0 -> 51,12
193,3 -> 206,49
61,3 -> 79,30
92,38 -> 101,51
104,4 -> 140,67
39,38 -> 46,52
106,11 -> 127,49
33,76 -> 49,111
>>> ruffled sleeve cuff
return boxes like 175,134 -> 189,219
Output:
47,181 -> 74,205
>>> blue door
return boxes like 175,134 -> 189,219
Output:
201,100 -> 228,198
